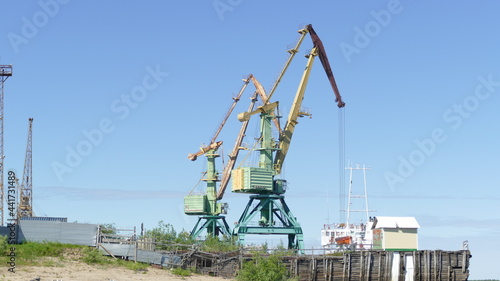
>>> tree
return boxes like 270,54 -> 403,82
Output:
145,220 -> 177,244
143,220 -> 194,249
100,223 -> 117,235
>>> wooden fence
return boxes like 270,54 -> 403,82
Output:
183,249 -> 471,281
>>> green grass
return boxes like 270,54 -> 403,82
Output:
81,247 -> 113,265
0,237 -> 85,266
81,247 -> 149,271
171,267 -> 194,276
0,237 -> 148,271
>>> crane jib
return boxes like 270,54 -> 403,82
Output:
306,24 -> 345,108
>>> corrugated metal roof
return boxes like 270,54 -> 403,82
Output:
21,216 -> 68,222
373,216 -> 420,229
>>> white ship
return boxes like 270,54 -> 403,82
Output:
321,164 -> 375,252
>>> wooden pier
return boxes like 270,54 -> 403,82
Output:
184,249 -> 471,280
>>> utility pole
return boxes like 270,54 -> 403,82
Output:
0,65 -> 13,226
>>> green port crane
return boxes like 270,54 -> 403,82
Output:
184,26 -> 312,239
184,75 -> 272,239
184,75 -> 250,239
231,24 -> 345,251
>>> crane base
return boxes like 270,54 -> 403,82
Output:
190,215 -> 232,239
232,194 -> 304,252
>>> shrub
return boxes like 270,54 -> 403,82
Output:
236,253 -> 289,281
145,221 -> 177,245
201,236 -> 239,253
0,235 -> 8,253
82,247 -> 111,264
171,267 -> 193,276
116,259 -> 149,271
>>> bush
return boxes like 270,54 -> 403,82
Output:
82,247 -> 111,264
201,236 -> 239,253
0,235 -> 8,253
171,267 -> 193,276
143,221 -> 195,250
145,221 -> 177,245
236,253 -> 289,281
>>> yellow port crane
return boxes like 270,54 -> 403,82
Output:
273,24 -> 345,175
231,24 -> 346,250
183,24 -> 345,243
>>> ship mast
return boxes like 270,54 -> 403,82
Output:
344,164 -> 374,228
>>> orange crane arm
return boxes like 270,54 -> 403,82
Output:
188,75 -> 252,161
250,76 -> 282,134
217,76 -> 280,200
216,91 -> 260,200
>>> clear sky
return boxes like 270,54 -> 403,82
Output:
1,1 -> 499,278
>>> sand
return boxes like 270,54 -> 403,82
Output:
1,259 -> 233,281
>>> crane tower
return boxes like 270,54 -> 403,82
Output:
0,65 -> 13,226
19,118 -> 34,218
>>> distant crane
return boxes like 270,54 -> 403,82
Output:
0,65 -> 13,226
18,118 -> 34,219
231,24 -> 345,251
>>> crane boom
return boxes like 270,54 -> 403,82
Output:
188,141 -> 223,161
265,26 -> 309,104
217,76 -> 273,200
250,76 -> 282,134
306,24 -> 345,108
273,47 -> 317,175
210,74 -> 253,143
237,101 -> 278,122
273,25 -> 345,174
216,91 -> 259,200
188,75 -> 252,161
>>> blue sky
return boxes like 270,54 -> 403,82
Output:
1,1 -> 499,278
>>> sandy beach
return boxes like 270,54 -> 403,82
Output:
1,259 -> 233,281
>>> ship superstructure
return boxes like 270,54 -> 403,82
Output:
321,164 -> 375,252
